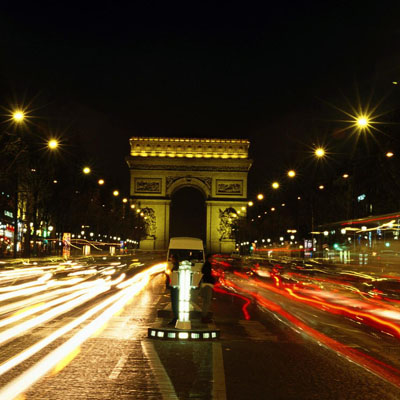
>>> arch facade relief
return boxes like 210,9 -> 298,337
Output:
126,137 -> 252,253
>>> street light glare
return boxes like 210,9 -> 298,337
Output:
356,116 -> 369,128
287,170 -> 296,178
12,110 -> 25,122
315,147 -> 325,158
113,190 -> 120,197
48,139 -> 58,149
272,182 -> 279,189
248,201 -> 254,207
98,179 -> 105,185
257,193 -> 264,200
83,167 -> 91,174
386,151 -> 394,158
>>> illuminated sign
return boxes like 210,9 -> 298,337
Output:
4,210 -> 13,218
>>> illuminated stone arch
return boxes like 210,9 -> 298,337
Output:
126,137 -> 252,253
167,176 -> 211,199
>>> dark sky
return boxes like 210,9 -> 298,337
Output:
1,1 -> 400,195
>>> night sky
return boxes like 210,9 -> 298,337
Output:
1,2 -> 400,196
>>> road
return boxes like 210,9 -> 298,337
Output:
0,253 -> 399,399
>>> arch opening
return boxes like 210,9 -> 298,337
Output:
170,186 -> 206,243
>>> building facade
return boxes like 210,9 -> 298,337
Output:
126,137 -> 252,253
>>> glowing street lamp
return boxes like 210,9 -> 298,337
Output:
386,151 -> 394,158
98,179 -> 105,185
272,182 -> 279,189
12,110 -> 25,123
342,173 -> 349,179
122,198 -> 128,203
315,147 -> 325,158
287,170 -> 296,178
257,193 -> 264,200
83,167 -> 91,174
48,139 -> 58,150
113,190 -> 119,197
248,201 -> 254,207
356,115 -> 369,129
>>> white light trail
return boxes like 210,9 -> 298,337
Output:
0,281 -> 110,347
0,263 -> 164,399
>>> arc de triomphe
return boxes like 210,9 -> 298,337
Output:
126,137 -> 252,253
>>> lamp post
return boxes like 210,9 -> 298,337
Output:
11,110 -> 25,258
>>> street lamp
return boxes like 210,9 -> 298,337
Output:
386,151 -> 394,158
272,182 -> 279,189
287,170 -> 296,178
11,110 -> 26,257
113,190 -> 119,197
98,179 -> 105,185
257,193 -> 264,200
12,110 -> 25,123
356,115 -> 369,129
315,147 -> 325,158
48,139 -> 58,150
83,167 -> 91,174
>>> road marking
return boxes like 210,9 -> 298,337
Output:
212,342 -> 227,400
141,340 -> 179,400
108,354 -> 129,379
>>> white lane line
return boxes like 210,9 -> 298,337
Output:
212,342 -> 227,400
141,340 -> 179,400
108,354 -> 129,379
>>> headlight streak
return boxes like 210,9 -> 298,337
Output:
0,281 -> 110,347
0,279 -> 99,317
0,263 -> 165,400
0,281 -> 111,330
0,274 -> 131,377
0,272 -> 53,293
0,284 -> 49,302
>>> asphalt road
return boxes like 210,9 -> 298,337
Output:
0,254 -> 400,399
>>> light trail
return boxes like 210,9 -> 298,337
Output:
0,280 -> 110,347
220,275 -> 400,388
0,262 -> 165,400
0,278 -> 98,317
0,280 -> 110,329
0,274 -> 131,376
